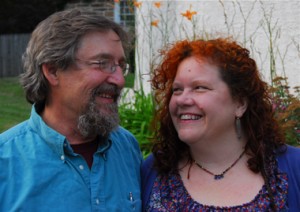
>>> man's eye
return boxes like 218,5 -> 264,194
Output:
97,60 -> 110,68
119,62 -> 126,69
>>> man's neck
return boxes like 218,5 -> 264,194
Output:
40,105 -> 96,145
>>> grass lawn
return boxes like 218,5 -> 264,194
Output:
0,73 -> 135,133
0,77 -> 31,133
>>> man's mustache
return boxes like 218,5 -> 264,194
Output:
92,83 -> 121,102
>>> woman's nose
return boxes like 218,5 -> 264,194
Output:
176,91 -> 194,106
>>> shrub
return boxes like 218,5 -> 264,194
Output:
270,77 -> 300,146
119,89 -> 154,157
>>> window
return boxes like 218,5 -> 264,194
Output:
114,1 -> 135,28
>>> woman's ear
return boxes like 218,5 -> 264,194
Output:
236,98 -> 248,117
42,63 -> 59,86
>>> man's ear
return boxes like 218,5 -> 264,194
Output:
236,98 -> 248,117
42,63 -> 59,86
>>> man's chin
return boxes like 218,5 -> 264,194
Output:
77,114 -> 119,139
97,103 -> 118,114
77,100 -> 120,138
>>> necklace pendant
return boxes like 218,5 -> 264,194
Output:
214,174 -> 224,180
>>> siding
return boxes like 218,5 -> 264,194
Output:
0,34 -> 30,77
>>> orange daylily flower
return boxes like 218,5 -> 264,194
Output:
151,20 -> 159,27
134,2 -> 142,8
154,2 -> 162,8
114,0 -> 120,3
181,9 -> 197,21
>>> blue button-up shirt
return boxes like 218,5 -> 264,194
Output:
0,106 -> 142,211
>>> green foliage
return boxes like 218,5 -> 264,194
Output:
269,77 -> 300,146
119,89 -> 154,157
0,77 -> 31,132
124,72 -> 135,88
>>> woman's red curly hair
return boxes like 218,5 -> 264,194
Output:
151,38 -> 285,175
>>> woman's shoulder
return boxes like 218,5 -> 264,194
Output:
142,154 -> 157,181
142,154 -> 155,169
277,145 -> 300,210
141,154 -> 158,210
277,145 -> 300,163
277,145 -> 300,178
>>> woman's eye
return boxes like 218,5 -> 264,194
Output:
172,87 -> 182,94
195,86 -> 208,91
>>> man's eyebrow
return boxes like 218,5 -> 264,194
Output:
90,53 -> 113,59
90,53 -> 126,61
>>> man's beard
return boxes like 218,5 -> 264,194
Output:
77,84 -> 121,139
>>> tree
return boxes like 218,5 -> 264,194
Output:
0,0 -> 68,34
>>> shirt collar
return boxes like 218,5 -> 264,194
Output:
28,105 -> 112,156
28,105 -> 66,156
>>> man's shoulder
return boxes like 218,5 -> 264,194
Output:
0,121 -> 30,145
110,126 -> 137,143
109,126 -> 141,151
108,126 -> 143,166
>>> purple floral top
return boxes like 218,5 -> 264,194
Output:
146,160 -> 288,211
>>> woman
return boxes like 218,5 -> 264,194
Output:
142,38 -> 300,211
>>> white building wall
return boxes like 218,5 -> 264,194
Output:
134,0 -> 300,95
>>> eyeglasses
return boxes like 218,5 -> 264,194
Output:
75,58 -> 129,76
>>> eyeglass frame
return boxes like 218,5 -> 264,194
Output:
75,58 -> 130,76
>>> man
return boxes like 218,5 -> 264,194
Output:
0,8 -> 142,211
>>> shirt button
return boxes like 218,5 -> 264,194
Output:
95,198 -> 100,205
79,165 -> 84,170
60,155 -> 65,161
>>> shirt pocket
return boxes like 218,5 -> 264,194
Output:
124,191 -> 142,211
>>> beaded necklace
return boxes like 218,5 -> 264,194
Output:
193,150 -> 246,180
